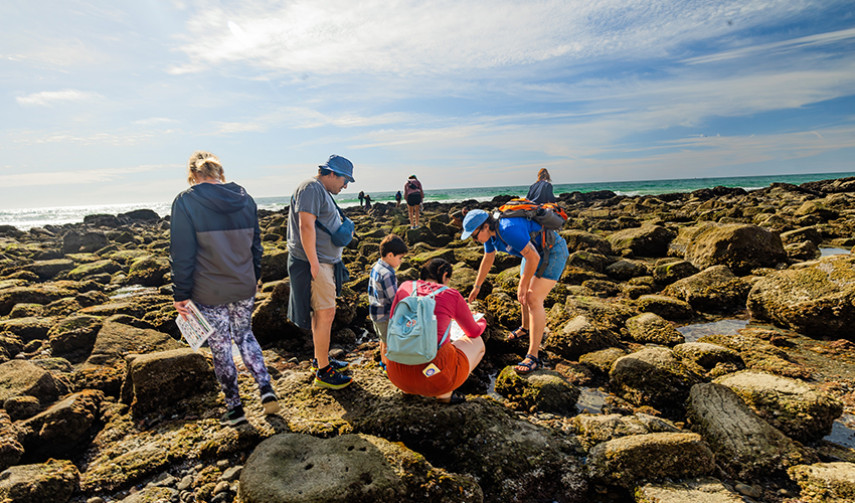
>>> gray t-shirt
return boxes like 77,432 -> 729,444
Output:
287,177 -> 344,263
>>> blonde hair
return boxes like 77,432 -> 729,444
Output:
537,168 -> 551,182
187,151 -> 225,184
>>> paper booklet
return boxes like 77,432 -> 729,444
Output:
449,313 -> 485,341
175,300 -> 215,351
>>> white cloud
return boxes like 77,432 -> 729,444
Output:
16,89 -> 101,107
0,165 -> 174,188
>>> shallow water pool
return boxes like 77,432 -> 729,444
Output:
820,247 -> 851,257
824,414 -> 855,449
576,387 -> 608,414
677,319 -> 749,343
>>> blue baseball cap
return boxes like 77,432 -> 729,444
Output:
320,154 -> 355,183
460,209 -> 489,239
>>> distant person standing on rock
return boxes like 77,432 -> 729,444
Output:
395,190 -> 402,207
170,151 -> 280,426
364,193 -> 372,209
404,175 -> 424,229
527,168 -> 556,204
358,190 -> 365,208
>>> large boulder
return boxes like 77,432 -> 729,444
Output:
24,259 -> 74,280
586,433 -> 714,487
680,223 -> 787,274
0,285 -> 78,316
47,314 -> 103,360
120,348 -> 216,416
125,256 -> 170,286
0,459 -> 79,503
624,312 -> 684,346
494,366 -> 580,413
0,360 -> 61,405
61,230 -> 108,254
672,342 -> 744,380
686,383 -> 815,478
633,294 -> 694,320
788,462 -> 855,503
0,317 -> 53,343
239,433 -> 483,503
607,225 -> 675,257
572,413 -> 680,450
609,346 -> 702,417
747,255 -> 855,339
714,371 -> 843,443
662,265 -> 750,312
16,390 -> 104,460
546,315 -> 620,360
633,478 -> 747,503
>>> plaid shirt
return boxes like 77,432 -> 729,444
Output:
368,259 -> 398,322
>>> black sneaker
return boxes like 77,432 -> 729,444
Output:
220,406 -> 247,426
259,386 -> 280,415
310,357 -> 349,373
314,366 -> 352,390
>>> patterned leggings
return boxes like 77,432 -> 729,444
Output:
196,297 -> 271,409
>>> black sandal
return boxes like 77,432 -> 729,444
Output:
514,354 -> 541,375
507,327 -> 529,341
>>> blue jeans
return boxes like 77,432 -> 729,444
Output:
521,234 -> 569,281
196,296 -> 272,409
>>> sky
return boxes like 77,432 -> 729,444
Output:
1,0 -> 854,209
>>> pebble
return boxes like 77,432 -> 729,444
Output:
150,472 -> 178,487
220,466 -> 242,482
213,481 -> 231,495
216,459 -> 231,469
177,474 -> 194,491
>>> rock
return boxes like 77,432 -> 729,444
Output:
672,342 -> 744,379
786,240 -> 821,260
0,459 -> 79,503
686,383 -> 815,478
0,360 -> 60,404
119,487 -> 178,503
633,477 -> 746,503
572,413 -> 680,450
780,226 -> 823,245
63,259 -> 122,280
0,285 -> 79,316
714,370 -> 843,443
61,230 -> 109,254
494,366 -> 580,413
624,313 -> 684,346
16,390 -> 104,460
24,259 -> 75,280
747,255 -> 855,339
605,258 -> 649,280
681,222 -> 787,274
47,314 -> 103,360
634,294 -> 694,320
126,256 -> 170,287
0,430 -> 24,472
120,348 -> 216,416
260,249 -> 289,282
578,347 -> 627,375
609,346 -> 702,417
547,315 -> 620,360
788,462 -> 855,503
239,433 -> 483,503
0,317 -> 53,343
118,209 -> 160,222
3,395 -> 41,421
485,291 -> 521,328
652,259 -> 698,285
587,432 -> 714,487
560,229 -> 613,255
607,225 -> 675,257
662,265 -> 750,313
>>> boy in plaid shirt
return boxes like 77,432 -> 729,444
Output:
368,234 -> 408,366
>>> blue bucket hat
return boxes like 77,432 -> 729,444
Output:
460,209 -> 489,240
320,154 -> 355,183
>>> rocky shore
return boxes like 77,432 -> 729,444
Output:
1,178 -> 855,503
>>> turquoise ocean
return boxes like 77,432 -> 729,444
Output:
3,171 -> 854,231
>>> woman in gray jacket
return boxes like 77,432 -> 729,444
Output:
170,151 -> 279,426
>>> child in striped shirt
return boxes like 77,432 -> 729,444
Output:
368,234 -> 408,366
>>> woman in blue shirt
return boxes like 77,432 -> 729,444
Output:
461,209 -> 569,374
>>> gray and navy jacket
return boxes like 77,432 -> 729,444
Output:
170,182 -> 262,306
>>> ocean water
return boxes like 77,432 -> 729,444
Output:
2,171 -> 853,231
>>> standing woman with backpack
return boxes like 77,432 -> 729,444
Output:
384,258 -> 486,404
461,209 -> 569,374
403,174 -> 424,229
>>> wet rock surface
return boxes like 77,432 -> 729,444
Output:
0,177 -> 853,502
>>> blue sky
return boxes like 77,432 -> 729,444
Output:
1,0 -> 854,209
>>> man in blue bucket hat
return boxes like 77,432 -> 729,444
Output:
287,155 -> 356,389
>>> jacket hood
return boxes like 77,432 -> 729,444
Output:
186,182 -> 249,214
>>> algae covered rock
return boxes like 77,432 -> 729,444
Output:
788,462 -> 855,503
607,225 -> 675,257
609,346 -> 702,416
125,255 -> 170,286
0,316 -> 53,343
747,254 -> 855,339
547,315 -> 620,360
714,370 -> 843,442
572,413 -> 680,450
681,222 -> 786,274
0,359 -> 61,404
47,314 -> 103,359
662,265 -> 750,313
624,312 -> 684,346
586,432 -> 714,487
16,390 -> 104,460
239,433 -> 483,503
672,342 -> 744,380
686,383 -> 815,478
634,294 -> 694,320
0,459 -> 79,503
120,348 -> 216,416
634,477 -> 746,503
494,366 -> 580,413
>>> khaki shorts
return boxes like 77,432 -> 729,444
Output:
310,263 -> 336,311
372,320 -> 389,344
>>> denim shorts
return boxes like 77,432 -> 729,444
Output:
521,234 -> 569,281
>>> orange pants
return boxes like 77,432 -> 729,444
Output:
385,342 -> 470,397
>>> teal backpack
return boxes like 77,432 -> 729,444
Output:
385,281 -> 450,365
